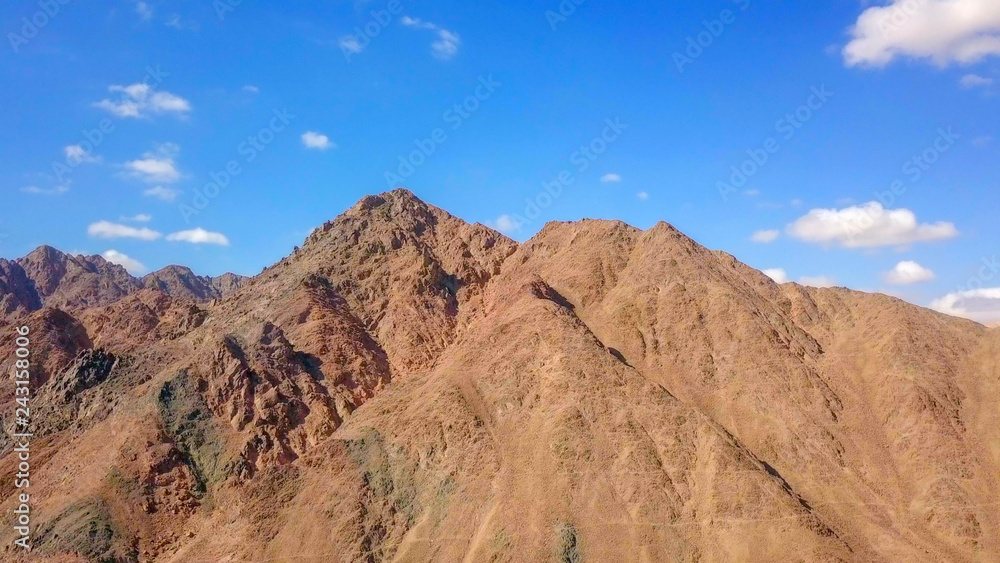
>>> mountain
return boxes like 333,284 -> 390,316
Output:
142,266 -> 248,302
15,246 -> 142,311
0,189 -> 997,562
0,247 -> 246,324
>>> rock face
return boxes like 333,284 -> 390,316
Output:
0,189 -> 998,563
0,259 -> 41,316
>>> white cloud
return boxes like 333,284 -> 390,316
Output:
242,84 -> 259,94
143,186 -> 180,201
301,131 -> 334,150
799,275 -> 837,288
931,288 -> 1000,323
401,16 -> 434,29
432,29 -> 461,60
124,143 -> 181,183
402,16 -> 461,60
751,229 -> 780,244
94,83 -> 191,118
64,144 -> 100,164
960,73 -> 994,88
884,260 -> 936,285
843,0 -> 1000,67
166,228 -> 230,246
493,214 -> 521,234
763,268 -> 789,283
786,202 -> 958,248
101,249 -> 147,275
600,173 -> 622,183
744,189 -> 760,197
120,213 -> 152,223
88,221 -> 162,241
636,191 -> 649,201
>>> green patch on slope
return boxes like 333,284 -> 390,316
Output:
346,428 -> 422,561
34,498 -> 138,563
156,370 -> 231,495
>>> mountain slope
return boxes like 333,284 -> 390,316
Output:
0,190 -> 996,563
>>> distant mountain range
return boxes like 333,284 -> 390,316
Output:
0,189 -> 997,562
0,245 -> 246,316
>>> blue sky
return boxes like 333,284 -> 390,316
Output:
1,0 -> 999,322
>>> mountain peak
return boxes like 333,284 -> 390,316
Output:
23,244 -> 68,264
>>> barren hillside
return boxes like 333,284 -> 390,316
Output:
0,190 -> 996,562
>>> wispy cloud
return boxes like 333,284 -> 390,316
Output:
960,73 -> 994,89
166,228 -> 230,246
120,213 -> 153,223
338,36 -> 364,55
65,145 -> 101,164
492,214 -> 522,235
165,14 -> 199,31
22,182 -> 70,196
401,16 -> 461,60
94,83 -> 191,118
144,186 -> 180,201
751,229 -> 780,244
600,173 -> 622,183
135,1 -> 153,21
